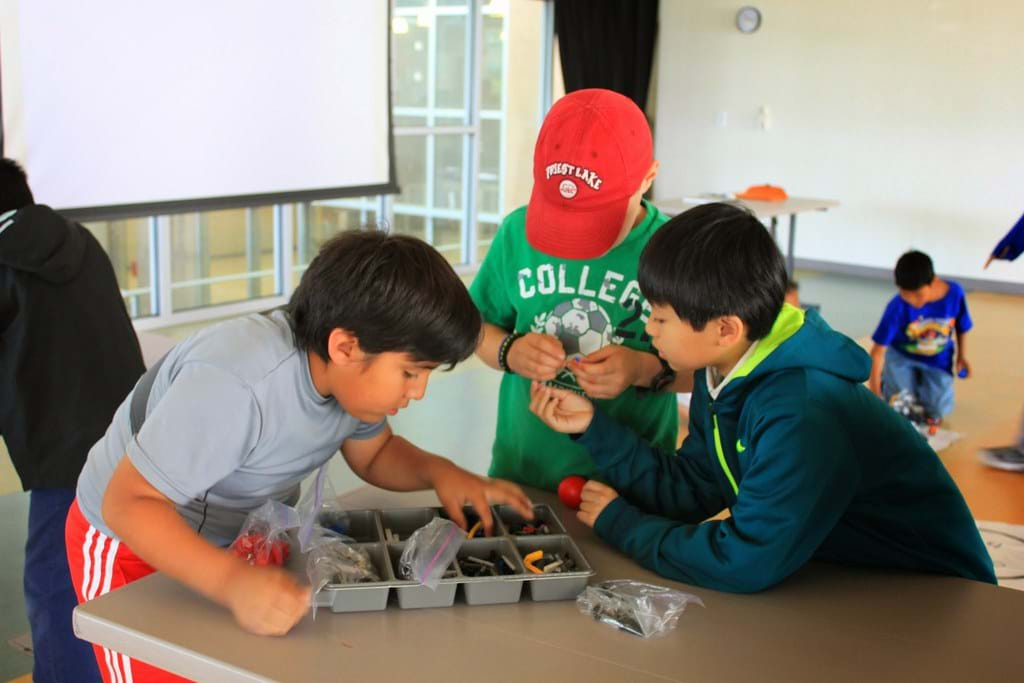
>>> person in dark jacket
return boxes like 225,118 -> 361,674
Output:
529,202 -> 995,592
0,158 -> 144,682
978,210 -> 1024,471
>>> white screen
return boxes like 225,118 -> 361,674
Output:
1,0 -> 392,217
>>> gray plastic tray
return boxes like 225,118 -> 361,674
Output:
388,543 -> 459,609
315,543 -> 392,613
338,509 -> 383,543
308,504 -> 594,613
457,537 -> 526,605
436,505 -> 507,538
496,503 -> 566,535
380,507 -> 437,543
515,534 -> 593,602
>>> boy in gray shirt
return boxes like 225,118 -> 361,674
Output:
66,231 -> 532,683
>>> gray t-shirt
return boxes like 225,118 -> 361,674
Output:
76,310 -> 386,546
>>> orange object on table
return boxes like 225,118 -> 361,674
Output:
735,184 -> 788,202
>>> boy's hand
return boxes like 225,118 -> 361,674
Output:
429,461 -> 534,535
223,562 -> 311,636
577,480 -> 619,528
868,376 -> 883,398
529,381 -> 595,434
569,345 -> 653,399
956,356 -> 971,379
506,333 -> 566,382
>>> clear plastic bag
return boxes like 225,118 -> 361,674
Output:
305,528 -> 381,619
229,500 -> 299,567
398,517 -> 464,589
577,580 -> 704,638
296,465 -> 351,551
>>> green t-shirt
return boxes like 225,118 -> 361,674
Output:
469,200 -> 678,490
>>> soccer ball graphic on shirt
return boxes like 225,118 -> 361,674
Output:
542,298 -> 613,356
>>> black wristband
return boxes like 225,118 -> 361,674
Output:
637,356 -> 676,396
497,332 -> 524,373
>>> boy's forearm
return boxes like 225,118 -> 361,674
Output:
632,350 -> 662,387
356,433 -> 446,491
629,350 -> 694,393
956,331 -> 968,359
578,410 -> 720,522
476,322 -> 509,371
103,471 -> 240,607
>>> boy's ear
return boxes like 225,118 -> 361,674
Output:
715,315 -> 747,347
640,160 -> 660,194
326,328 -> 363,366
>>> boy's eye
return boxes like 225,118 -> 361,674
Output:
403,371 -> 418,379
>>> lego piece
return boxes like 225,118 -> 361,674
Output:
466,555 -> 495,568
523,550 -> 544,574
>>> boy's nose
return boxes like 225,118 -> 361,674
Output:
407,376 -> 428,401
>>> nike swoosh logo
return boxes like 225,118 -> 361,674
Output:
736,439 -> 747,453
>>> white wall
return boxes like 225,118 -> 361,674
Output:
652,0 -> 1024,286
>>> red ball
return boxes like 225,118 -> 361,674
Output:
558,475 -> 587,510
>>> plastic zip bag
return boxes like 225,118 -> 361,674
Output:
296,464 -> 352,551
577,580 -> 704,638
229,500 -> 299,566
398,517 -> 464,589
306,528 -> 381,619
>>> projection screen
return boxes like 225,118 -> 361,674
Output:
0,0 -> 395,220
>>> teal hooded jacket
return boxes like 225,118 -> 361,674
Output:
583,305 -> 996,592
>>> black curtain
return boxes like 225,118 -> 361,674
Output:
553,0 -> 659,111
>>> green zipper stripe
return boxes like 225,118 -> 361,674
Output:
712,413 -> 739,495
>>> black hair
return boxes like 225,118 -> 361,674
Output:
0,159 -> 35,213
288,229 -> 481,368
894,250 -> 934,290
639,202 -> 787,341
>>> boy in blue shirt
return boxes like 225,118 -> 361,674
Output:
869,250 -> 972,421
528,203 -> 994,592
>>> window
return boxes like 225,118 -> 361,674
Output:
294,199 -> 379,276
82,218 -> 155,318
168,207 -> 278,311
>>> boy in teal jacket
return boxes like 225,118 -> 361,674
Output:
530,203 -> 996,591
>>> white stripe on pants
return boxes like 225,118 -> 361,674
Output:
81,524 -> 131,683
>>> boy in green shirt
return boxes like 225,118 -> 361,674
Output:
530,203 -> 995,591
470,89 -> 690,490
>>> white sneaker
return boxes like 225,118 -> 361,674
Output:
979,446 -> 1024,472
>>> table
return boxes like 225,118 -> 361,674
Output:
657,197 -> 840,277
73,486 -> 1021,682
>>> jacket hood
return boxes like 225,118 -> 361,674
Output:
0,205 -> 86,284
716,304 -> 871,401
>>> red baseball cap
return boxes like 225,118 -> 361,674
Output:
526,88 -> 653,260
